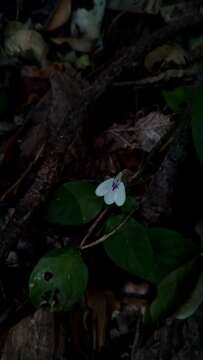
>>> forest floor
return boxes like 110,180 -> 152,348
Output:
0,1 -> 203,359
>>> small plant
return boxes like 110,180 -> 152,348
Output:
29,170 -> 203,326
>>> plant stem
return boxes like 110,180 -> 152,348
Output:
80,210 -> 133,250
80,208 -> 109,248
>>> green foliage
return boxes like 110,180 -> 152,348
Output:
39,176 -> 202,322
162,87 -> 191,112
46,181 -> 103,225
176,264 -> 203,319
104,217 -> 200,284
104,215 -> 155,282
148,228 -> 200,283
29,247 -> 88,311
192,83 -> 203,165
150,257 -> 202,324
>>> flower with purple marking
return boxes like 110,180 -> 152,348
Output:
95,173 -> 126,206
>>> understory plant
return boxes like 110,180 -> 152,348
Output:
29,82 -> 203,326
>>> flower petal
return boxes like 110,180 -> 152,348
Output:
104,190 -> 115,205
114,182 -> 126,206
95,178 -> 113,197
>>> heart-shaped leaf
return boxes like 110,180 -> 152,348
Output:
104,217 -> 200,284
29,247 -> 88,311
150,257 -> 202,323
176,264 -> 203,319
46,181 -> 104,225
104,216 -> 155,282
148,228 -> 200,283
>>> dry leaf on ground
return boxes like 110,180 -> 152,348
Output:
105,111 -> 173,153
86,288 -> 111,351
46,0 -> 72,31
145,44 -> 189,73
4,22 -> 48,66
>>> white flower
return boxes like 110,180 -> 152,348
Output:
95,173 -> 126,206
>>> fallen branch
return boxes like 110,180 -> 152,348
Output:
0,14 -> 203,262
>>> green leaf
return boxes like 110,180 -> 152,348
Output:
176,264 -> 203,319
148,228 -> 200,283
104,218 -> 200,284
46,181 -> 103,225
104,216 -> 156,282
29,247 -> 88,311
150,257 -> 202,323
162,87 -> 190,112
192,83 -> 203,165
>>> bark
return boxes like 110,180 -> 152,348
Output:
0,309 -> 64,360
131,308 -> 203,360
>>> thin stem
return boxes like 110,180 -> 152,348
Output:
130,314 -> 143,360
80,208 -> 109,249
81,210 -> 134,250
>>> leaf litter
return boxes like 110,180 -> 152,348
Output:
0,0 -> 203,359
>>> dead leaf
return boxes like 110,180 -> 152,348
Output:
46,0 -> 72,31
164,47 -> 188,67
145,44 -> 188,73
82,109 -> 174,179
86,288 -> 108,351
133,111 -> 173,152
105,111 -> 173,153
86,288 -> 118,351
4,27 -> 48,66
